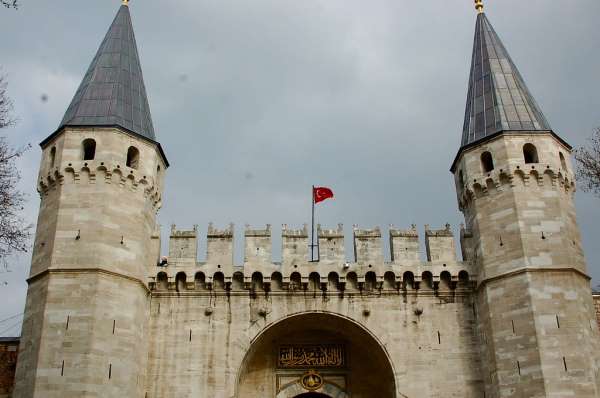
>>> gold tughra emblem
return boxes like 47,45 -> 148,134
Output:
278,344 -> 345,368
301,370 -> 324,391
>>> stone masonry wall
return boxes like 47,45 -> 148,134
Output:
145,223 -> 481,398
453,132 -> 600,397
13,127 -> 165,398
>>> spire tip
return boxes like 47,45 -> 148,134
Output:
474,0 -> 484,14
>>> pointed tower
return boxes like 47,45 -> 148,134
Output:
452,3 -> 600,397
13,4 -> 167,397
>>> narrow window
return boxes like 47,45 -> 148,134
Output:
458,170 -> 464,187
49,146 -> 56,168
559,152 -> 567,170
82,139 -> 96,160
523,143 -> 539,164
126,146 -> 140,169
481,151 -> 494,172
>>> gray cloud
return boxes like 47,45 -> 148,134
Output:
0,0 -> 599,334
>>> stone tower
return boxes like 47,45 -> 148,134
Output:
13,4 -> 167,397
451,7 -> 600,398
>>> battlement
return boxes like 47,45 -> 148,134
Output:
207,222 -> 234,238
389,224 -> 420,263
37,162 -> 163,211
318,223 -> 344,238
169,224 -> 198,263
160,223 -> 473,291
282,224 -> 308,238
353,226 -> 383,265
425,223 -> 456,262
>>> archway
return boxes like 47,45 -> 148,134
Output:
237,312 -> 396,398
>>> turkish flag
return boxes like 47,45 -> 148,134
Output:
313,187 -> 334,204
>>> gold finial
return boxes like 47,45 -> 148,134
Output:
122,0 -> 129,5
475,0 -> 484,13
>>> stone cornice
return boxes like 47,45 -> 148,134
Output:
27,268 -> 150,293
477,267 -> 591,290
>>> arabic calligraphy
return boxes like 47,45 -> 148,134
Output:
278,344 -> 345,368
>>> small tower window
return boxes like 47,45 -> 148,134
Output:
82,139 -> 96,160
458,170 -> 465,187
559,152 -> 567,170
481,151 -> 494,172
523,143 -> 538,164
49,146 -> 56,168
126,146 -> 140,169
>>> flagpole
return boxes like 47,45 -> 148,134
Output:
311,185 -> 315,262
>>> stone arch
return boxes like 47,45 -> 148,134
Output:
481,151 -> 494,172
194,272 -> 206,290
421,271 -> 433,290
309,272 -> 321,292
82,138 -> 96,160
271,272 -> 283,291
327,272 -> 339,291
235,311 -> 397,398
345,272 -> 358,291
402,271 -> 414,290
523,143 -> 539,164
212,272 -> 225,290
383,271 -> 396,290
290,272 -> 302,291
252,272 -> 264,292
175,272 -> 187,292
126,146 -> 140,169
156,272 -> 168,290
232,272 -> 244,291
364,271 -> 377,292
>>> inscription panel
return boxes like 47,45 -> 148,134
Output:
278,344 -> 345,368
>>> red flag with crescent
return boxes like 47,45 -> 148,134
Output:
313,187 -> 334,204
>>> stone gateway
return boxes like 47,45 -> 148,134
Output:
9,2 -> 600,398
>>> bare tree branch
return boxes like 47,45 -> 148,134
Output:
1,0 -> 18,9
0,75 -> 16,129
0,73 -> 31,263
575,127 -> 600,197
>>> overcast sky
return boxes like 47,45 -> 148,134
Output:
0,0 -> 599,336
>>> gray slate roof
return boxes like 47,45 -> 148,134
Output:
59,5 -> 156,141
461,13 -> 551,147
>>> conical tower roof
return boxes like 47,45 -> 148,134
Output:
58,4 -> 156,141
461,12 -> 551,148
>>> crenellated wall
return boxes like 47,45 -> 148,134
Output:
156,223 -> 475,293
145,224 -> 481,398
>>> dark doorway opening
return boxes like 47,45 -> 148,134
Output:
295,393 -> 331,398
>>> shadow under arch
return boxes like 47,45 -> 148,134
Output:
235,311 -> 397,398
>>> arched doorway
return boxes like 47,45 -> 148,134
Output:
236,312 -> 396,398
